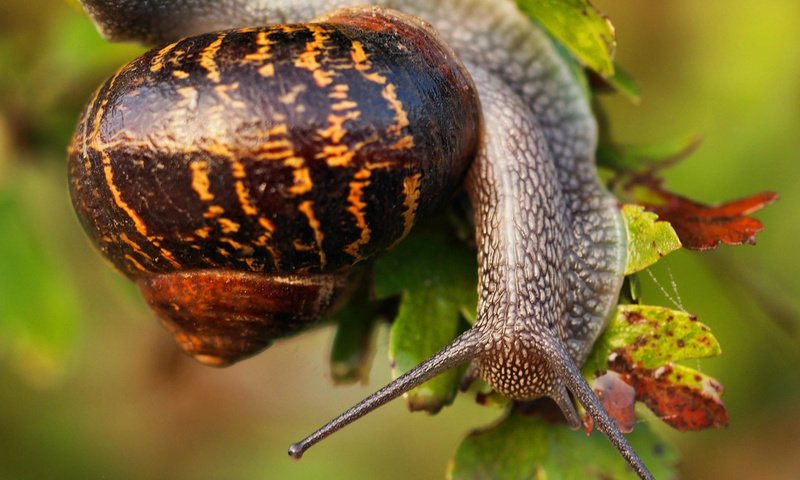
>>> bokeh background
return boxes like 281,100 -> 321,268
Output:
1,1 -> 798,478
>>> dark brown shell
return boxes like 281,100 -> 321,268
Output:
69,11 -> 478,277
68,9 -> 480,365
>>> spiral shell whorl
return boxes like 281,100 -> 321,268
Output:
69,12 -> 479,278
68,8 -> 480,365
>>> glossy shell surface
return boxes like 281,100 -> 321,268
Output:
68,10 -> 479,279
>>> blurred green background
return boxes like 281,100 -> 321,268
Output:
1,1 -> 798,478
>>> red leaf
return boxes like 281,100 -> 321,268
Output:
634,367 -> 728,431
644,186 -> 778,250
608,352 -> 729,431
584,371 -> 637,434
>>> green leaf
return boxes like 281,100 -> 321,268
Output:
598,64 -> 641,103
374,223 -> 477,412
517,0 -> 616,77
619,274 -> 642,304
0,186 -> 82,387
622,204 -> 682,275
448,410 -> 677,480
598,133 -> 702,173
328,278 -> 386,384
583,305 -> 721,375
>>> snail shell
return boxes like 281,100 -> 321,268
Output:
68,8 -> 480,366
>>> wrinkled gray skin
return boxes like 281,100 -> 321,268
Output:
79,0 -> 645,478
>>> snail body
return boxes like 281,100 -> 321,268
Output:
73,1 -> 650,478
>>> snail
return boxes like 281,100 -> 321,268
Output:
71,1 -> 652,479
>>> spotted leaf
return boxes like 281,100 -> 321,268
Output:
583,305 -> 721,375
611,356 -> 729,431
582,305 -> 727,432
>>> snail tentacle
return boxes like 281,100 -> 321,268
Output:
288,329 -> 483,459
544,341 -> 655,480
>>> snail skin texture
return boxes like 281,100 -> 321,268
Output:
72,1 -> 651,479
